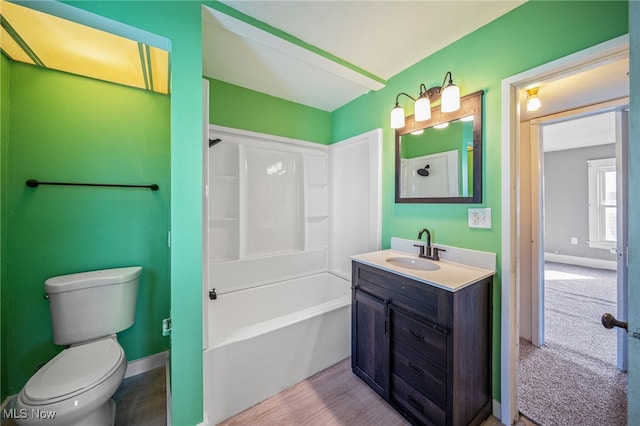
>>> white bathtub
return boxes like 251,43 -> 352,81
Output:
202,272 -> 351,425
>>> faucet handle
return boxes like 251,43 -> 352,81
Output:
413,244 -> 426,258
431,247 -> 446,261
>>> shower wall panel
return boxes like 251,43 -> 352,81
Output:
209,142 -> 239,262
207,126 -> 329,294
329,129 -> 382,279
243,146 -> 304,257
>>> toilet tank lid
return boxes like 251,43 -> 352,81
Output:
45,266 -> 142,293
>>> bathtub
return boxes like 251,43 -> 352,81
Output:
202,272 -> 351,425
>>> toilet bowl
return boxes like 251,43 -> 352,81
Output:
14,267 -> 141,426
15,336 -> 127,426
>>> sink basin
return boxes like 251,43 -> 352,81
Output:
385,256 -> 440,271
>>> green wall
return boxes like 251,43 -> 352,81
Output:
2,61 -> 170,397
1,52 -> 10,402
63,2 -> 206,424
331,0 -> 629,401
207,78 -> 331,144
2,1 -> 629,424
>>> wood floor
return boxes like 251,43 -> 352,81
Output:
113,366 -> 167,426
220,357 -> 511,426
2,359 -> 531,426
220,358 -> 410,426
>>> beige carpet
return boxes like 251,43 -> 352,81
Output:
544,262 -> 617,365
519,340 -> 626,426
219,357 -> 411,426
518,262 -> 627,426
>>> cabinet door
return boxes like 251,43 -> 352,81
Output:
352,289 -> 389,398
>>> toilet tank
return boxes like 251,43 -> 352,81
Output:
45,266 -> 141,345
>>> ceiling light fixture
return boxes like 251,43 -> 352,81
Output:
390,71 -> 461,129
526,86 -> 541,112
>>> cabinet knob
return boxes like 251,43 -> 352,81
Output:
409,362 -> 424,376
408,395 -> 424,413
409,328 -> 424,343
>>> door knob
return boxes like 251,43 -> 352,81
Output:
601,313 -> 628,331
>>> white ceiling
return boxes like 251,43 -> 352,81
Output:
521,57 -> 629,152
201,0 -> 629,150
519,57 -> 629,122
543,111 -> 618,153
202,0 -> 525,111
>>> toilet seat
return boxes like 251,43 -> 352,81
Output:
21,337 -> 125,405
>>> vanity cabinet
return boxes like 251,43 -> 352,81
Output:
351,261 -> 492,426
352,289 -> 389,397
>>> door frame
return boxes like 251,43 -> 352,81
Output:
500,34 -> 629,424
527,99 -> 628,349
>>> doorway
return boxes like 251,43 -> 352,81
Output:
518,106 -> 629,424
539,109 -> 626,363
499,34 -> 630,425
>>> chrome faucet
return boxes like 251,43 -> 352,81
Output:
414,228 -> 446,261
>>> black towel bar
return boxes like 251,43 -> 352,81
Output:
26,179 -> 159,191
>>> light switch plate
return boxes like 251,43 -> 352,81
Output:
468,208 -> 491,229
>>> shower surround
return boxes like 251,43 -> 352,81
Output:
202,126 -> 381,424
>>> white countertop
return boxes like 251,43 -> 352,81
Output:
351,249 -> 495,292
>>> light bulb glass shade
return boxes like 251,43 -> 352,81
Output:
441,83 -> 460,113
391,106 -> 406,129
527,95 -> 541,112
414,96 -> 431,122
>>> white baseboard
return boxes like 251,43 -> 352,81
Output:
124,351 -> 169,378
544,252 -> 617,271
492,399 -> 501,421
2,395 -> 17,412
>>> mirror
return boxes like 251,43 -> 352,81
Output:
395,90 -> 483,203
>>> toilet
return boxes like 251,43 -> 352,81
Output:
15,266 -> 141,426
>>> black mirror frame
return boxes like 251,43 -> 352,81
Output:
395,90 -> 484,204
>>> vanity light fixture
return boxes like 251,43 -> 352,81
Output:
390,71 -> 461,129
526,86 -> 541,112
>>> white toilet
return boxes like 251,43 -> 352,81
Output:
15,266 -> 141,426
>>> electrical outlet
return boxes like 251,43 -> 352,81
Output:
162,318 -> 172,336
468,208 -> 491,229
571,237 -> 578,245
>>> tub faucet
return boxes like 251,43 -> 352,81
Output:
415,228 -> 445,261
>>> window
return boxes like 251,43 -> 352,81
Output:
587,158 -> 616,249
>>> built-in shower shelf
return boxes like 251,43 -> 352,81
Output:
306,214 -> 328,220
211,175 -> 238,181
210,217 -> 238,223
212,256 -> 237,263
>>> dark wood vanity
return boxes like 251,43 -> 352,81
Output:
351,260 -> 492,426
